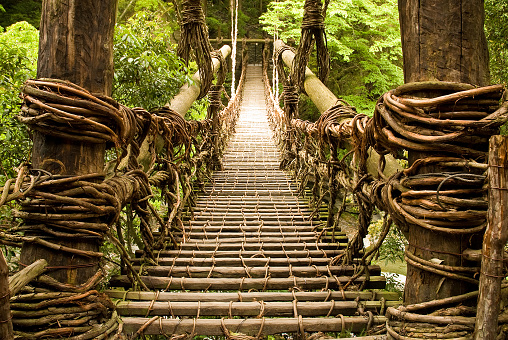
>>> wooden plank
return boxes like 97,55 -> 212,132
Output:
130,257 -> 335,267
116,301 -> 360,317
135,265 -> 381,278
136,249 -> 346,258
109,275 -> 387,290
121,316 -> 387,336
177,242 -> 346,251
474,136 -> 508,340
105,290 -> 402,302
0,251 -> 13,340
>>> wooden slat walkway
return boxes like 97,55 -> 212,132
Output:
107,65 -> 399,338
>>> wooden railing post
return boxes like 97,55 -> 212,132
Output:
0,251 -> 13,340
474,135 -> 508,340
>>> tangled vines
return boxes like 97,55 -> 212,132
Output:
265,41 -> 508,338
177,0 -> 213,99
0,49 -> 245,338
291,0 -> 329,93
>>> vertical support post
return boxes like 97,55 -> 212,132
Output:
474,135 -> 508,340
20,0 -> 117,285
0,251 -> 13,340
397,0 -> 490,304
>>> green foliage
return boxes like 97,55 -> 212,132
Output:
485,0 -> 508,84
113,11 -> 190,109
0,21 -> 38,179
261,0 -> 403,104
0,0 -> 42,29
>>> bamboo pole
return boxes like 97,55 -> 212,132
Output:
272,40 -> 401,179
0,251 -> 13,340
473,135 -> 508,340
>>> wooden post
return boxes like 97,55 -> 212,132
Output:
473,136 -> 508,340
398,0 -> 490,304
20,0 -> 117,285
0,251 -> 13,340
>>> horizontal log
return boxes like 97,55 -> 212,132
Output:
109,275 -> 387,290
134,265 -> 381,278
121,316 -> 387,336
186,221 -> 324,227
117,301 -> 371,317
177,242 -> 347,251
131,256 -> 337,268
180,226 -> 320,233
182,232 -> 337,238
9,259 -> 47,296
105,290 -> 402,303
135,249 -> 347,258
179,237 -> 342,244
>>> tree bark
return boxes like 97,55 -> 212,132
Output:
0,251 -> 13,340
398,0 -> 490,304
473,136 -> 508,340
20,0 -> 117,285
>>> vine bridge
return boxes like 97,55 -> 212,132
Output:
2,0 -> 508,339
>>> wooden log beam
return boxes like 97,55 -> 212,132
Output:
105,290 -> 401,302
8,259 -> 47,296
272,40 -> 402,179
0,251 -> 13,340
121,316 -> 387,336
134,265 -> 381,278
21,0 -> 118,285
109,275 -> 387,290
473,136 -> 508,340
115,300 -> 399,317
137,249 -> 345,258
175,242 -> 347,251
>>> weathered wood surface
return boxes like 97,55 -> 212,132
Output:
116,300 -> 400,317
8,259 -> 47,296
121,316 -> 387,336
398,0 -> 490,305
110,275 -> 387,290
105,290 -> 401,302
398,0 -> 489,86
0,251 -> 13,340
133,265 -> 381,278
21,0 -> 118,285
473,136 -> 508,340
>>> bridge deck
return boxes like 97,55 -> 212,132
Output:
106,65 -> 399,337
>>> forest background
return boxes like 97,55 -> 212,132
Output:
0,0 -> 506,282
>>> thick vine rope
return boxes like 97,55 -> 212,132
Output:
291,0 -> 330,93
177,0 -> 213,99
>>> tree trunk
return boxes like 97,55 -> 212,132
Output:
0,251 -> 13,340
20,0 -> 117,285
398,0 -> 490,304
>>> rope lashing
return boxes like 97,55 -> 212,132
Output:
291,0 -> 330,93
20,79 -> 136,148
177,0 -> 213,99
368,82 -> 507,161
